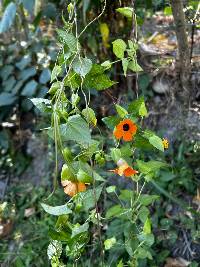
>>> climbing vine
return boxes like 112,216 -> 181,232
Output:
31,2 -> 169,266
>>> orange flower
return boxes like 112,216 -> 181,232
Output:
113,119 -> 137,142
61,180 -> 86,197
109,159 -> 138,177
162,138 -> 169,149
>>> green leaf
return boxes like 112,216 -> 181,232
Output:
59,115 -> 92,145
71,223 -> 89,238
164,6 -> 172,15
122,58 -> 129,76
138,206 -> 150,223
51,65 -> 62,82
76,185 -> 103,211
84,64 -> 116,91
143,218 -> 151,234
21,80 -> 38,96
106,186 -> 116,193
30,98 -> 51,113
128,61 -> 143,72
117,259 -> 124,267
57,30 -> 79,52
115,104 -> 128,118
139,194 -> 159,206
61,164 -> 76,182
47,241 -> 62,260
138,233 -> 154,247
136,247 -> 152,260
49,228 -> 70,241
119,189 -> 133,201
82,107 -> 97,126
139,102 -> 148,117
128,97 -> 147,117
149,135 -> 164,152
102,116 -> 120,130
0,93 -> 16,107
110,148 -> 122,162
116,7 -> 133,19
136,160 -> 168,177
0,3 -> 16,33
78,161 -> 105,182
71,93 -> 80,107
48,82 -> 62,95
64,71 -> 81,89
112,39 -> 127,59
101,60 -> 112,69
142,130 -> 164,151
104,237 -> 116,250
41,203 -> 72,216
77,169 -> 93,183
106,205 -> 123,219
78,140 -> 100,161
72,57 -> 92,77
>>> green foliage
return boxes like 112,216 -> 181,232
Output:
59,115 -> 92,145
116,7 -> 133,19
41,203 -> 72,216
2,1 -> 199,267
112,39 -> 127,59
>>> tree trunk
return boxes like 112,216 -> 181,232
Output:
170,0 -> 191,100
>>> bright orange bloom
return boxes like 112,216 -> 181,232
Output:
61,180 -> 86,197
109,159 -> 138,177
162,138 -> 169,149
113,119 -> 137,142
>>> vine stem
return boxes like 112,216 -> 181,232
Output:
90,159 -> 104,266
131,0 -> 139,99
78,0 -> 107,38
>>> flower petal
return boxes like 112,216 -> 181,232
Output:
77,182 -> 86,193
123,132 -> 133,141
63,181 -> 77,197
123,167 -> 138,177
113,128 -> 123,139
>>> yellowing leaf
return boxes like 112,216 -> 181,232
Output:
99,23 -> 110,48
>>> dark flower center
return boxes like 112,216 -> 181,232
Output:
123,123 -> 130,131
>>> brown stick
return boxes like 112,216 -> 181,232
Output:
170,0 -> 191,97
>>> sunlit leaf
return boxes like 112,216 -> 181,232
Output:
116,7 -> 133,19
47,240 -> 62,260
51,65 -> 62,82
112,39 -> 127,59
41,203 -> 72,216
72,57 -> 92,77
59,115 -> 92,144
104,237 -> 116,250
71,223 -> 89,238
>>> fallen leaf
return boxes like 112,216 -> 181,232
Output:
24,207 -> 35,217
164,257 -> 191,267
0,219 -> 13,238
